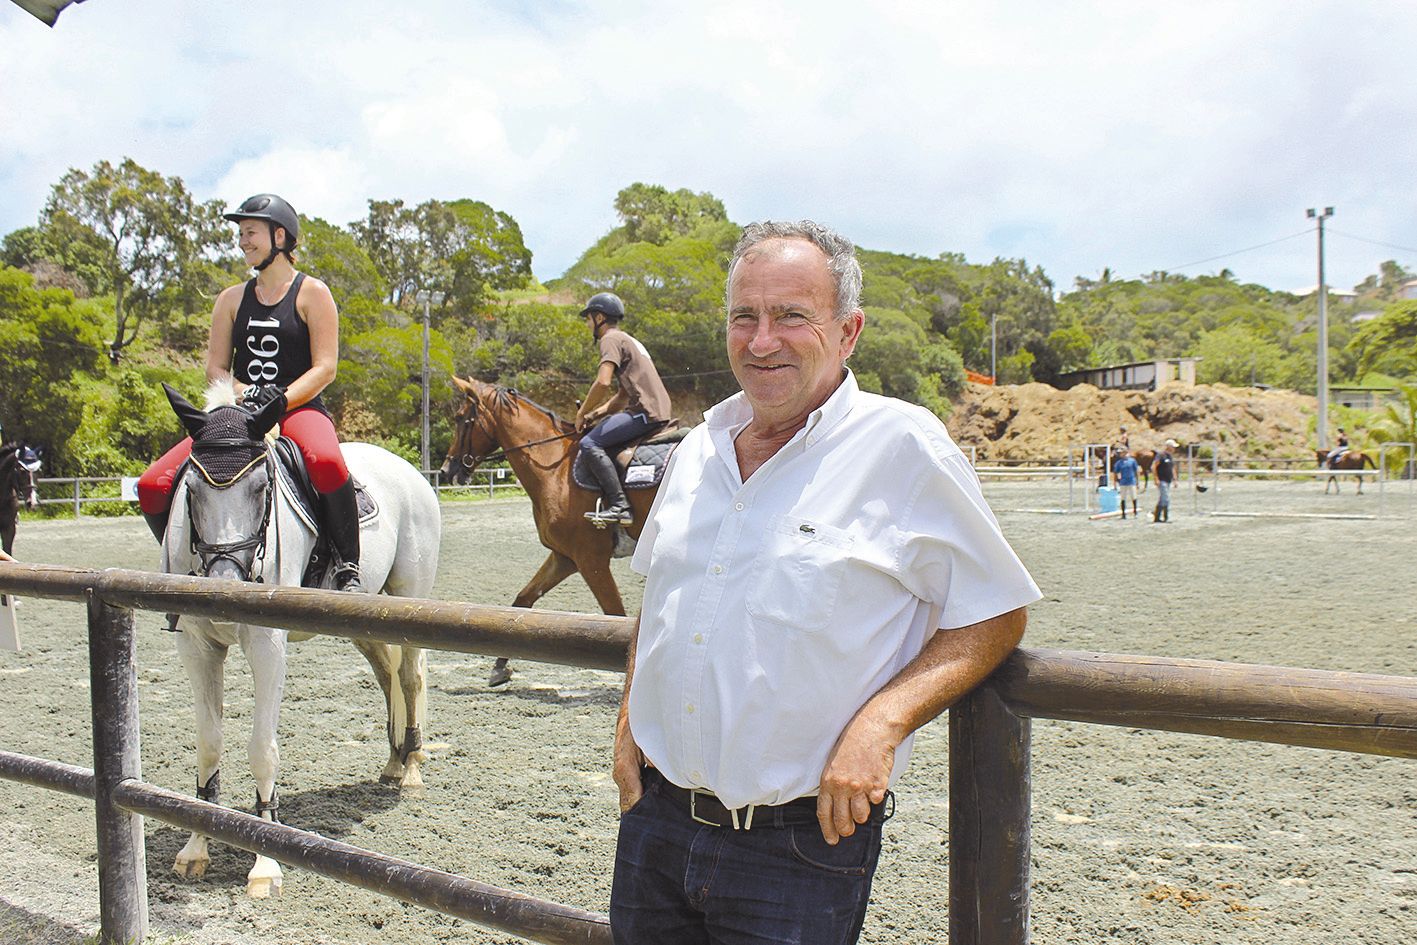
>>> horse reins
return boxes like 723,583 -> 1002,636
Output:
456,393 -> 575,470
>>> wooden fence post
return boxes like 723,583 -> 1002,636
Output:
88,590 -> 148,944
950,683 -> 1030,945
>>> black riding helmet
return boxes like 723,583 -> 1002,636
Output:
224,194 -> 300,271
580,292 -> 626,322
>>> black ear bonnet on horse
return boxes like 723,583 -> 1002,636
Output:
190,406 -> 268,485
163,384 -> 283,486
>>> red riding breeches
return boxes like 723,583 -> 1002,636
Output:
137,407 -> 349,515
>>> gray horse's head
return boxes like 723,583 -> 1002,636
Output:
165,384 -> 284,582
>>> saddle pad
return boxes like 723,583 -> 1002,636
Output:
573,437 -> 680,492
272,441 -> 378,529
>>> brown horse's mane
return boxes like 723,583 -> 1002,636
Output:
490,386 -> 575,435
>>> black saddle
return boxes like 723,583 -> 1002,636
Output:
270,437 -> 376,587
572,423 -> 687,493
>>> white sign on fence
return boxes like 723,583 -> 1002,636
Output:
120,477 -> 140,502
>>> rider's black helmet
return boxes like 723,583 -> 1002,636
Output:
580,292 -> 626,322
224,194 -> 300,268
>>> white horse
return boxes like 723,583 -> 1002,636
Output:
160,383 -> 441,898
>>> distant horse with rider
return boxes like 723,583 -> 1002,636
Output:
0,442 -> 42,557
1315,448 -> 1376,494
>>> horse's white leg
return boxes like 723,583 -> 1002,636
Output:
352,639 -> 406,784
395,646 -> 427,789
239,625 -> 287,899
174,628 -> 227,879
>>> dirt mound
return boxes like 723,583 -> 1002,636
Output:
946,382 -> 1316,462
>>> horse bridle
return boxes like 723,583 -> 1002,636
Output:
185,440 -> 275,583
453,390 -> 574,472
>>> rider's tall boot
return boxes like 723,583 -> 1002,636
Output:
319,480 -> 365,592
582,446 -> 633,526
143,509 -> 170,544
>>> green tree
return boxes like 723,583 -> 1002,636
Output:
613,183 -> 728,246
1195,324 -> 1286,387
40,158 -> 229,362
1347,300 -> 1417,379
1368,382 -> 1417,477
299,216 -> 388,333
350,197 -> 532,321
0,267 -> 106,471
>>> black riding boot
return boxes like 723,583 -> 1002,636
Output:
581,446 -> 632,526
143,509 -> 170,545
319,480 -> 364,592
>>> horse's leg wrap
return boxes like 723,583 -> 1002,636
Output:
401,726 -> 423,764
254,789 -> 279,824
196,770 -> 220,805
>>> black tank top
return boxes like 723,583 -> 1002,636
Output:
231,273 -> 326,413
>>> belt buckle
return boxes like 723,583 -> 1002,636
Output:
689,789 -> 721,827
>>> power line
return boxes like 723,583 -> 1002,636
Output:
1156,228 -> 1314,274
1325,228 -> 1417,258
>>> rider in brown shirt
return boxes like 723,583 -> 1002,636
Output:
574,292 -> 671,526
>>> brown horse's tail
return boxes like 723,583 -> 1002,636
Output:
1364,452 -> 1377,469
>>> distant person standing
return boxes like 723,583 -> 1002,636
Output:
1113,449 -> 1140,519
1152,439 -> 1178,523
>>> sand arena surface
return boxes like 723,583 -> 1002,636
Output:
0,484 -> 1413,944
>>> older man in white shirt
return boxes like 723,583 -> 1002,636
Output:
610,221 -> 1041,945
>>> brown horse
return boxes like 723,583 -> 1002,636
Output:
1131,449 -> 1156,491
441,376 -> 662,686
1315,449 -> 1377,494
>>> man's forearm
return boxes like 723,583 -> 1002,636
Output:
859,606 -> 1026,744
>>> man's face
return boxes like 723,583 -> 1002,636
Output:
726,238 -> 864,425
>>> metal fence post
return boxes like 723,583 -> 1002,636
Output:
87,590 -> 148,944
74,478 -> 82,517
950,683 -> 1030,945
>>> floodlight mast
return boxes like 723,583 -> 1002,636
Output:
1306,207 -> 1334,450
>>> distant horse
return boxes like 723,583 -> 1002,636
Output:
1132,449 -> 1156,492
160,384 -> 441,898
1315,449 -> 1377,494
0,443 -> 41,556
441,375 -> 664,686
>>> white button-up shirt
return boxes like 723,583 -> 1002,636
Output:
629,371 -> 1041,809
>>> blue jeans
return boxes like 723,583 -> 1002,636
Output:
1156,481 -> 1171,509
580,411 -> 661,452
611,768 -> 885,945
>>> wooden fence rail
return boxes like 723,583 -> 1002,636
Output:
2,561 -> 1416,945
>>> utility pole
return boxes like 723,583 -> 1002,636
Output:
415,290 -> 444,479
1307,207 -> 1334,449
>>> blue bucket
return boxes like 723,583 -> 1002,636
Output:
1097,486 -> 1120,514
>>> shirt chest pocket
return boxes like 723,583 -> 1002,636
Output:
745,515 -> 855,631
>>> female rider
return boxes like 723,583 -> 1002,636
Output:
136,194 -> 364,592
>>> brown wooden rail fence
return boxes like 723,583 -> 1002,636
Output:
1,561 -> 1415,945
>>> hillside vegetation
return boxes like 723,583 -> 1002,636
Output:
3,158 -> 1416,479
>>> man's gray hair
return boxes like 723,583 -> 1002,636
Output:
727,221 -> 863,319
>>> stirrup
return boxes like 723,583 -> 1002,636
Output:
331,562 -> 364,593
584,500 -> 633,528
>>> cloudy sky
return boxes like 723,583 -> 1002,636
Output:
3,0 -> 1415,293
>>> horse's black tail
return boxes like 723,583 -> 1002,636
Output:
1363,453 -> 1377,469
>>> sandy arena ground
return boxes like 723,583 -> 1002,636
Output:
0,479 -> 1413,944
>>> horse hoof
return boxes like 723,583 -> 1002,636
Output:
173,857 -> 208,880
488,660 -> 512,688
247,876 -> 282,899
